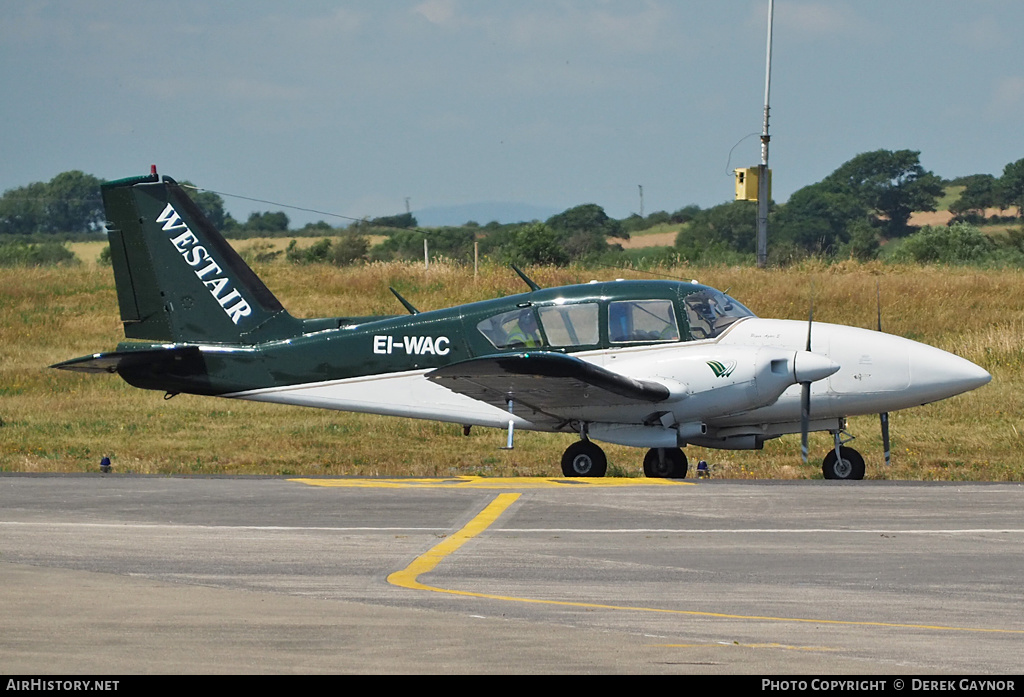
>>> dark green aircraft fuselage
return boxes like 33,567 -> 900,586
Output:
114,279 -> 707,397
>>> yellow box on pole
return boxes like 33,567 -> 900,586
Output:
734,167 -> 771,201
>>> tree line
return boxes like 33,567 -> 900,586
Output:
3,150 -> 1023,268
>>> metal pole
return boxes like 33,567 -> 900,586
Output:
756,0 -> 773,269
424,237 -> 429,270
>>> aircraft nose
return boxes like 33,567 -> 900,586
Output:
912,345 -> 991,398
793,351 -> 841,383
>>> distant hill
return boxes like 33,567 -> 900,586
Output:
413,202 -> 559,228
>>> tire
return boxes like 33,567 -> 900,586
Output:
561,441 -> 608,477
822,447 -> 866,480
643,448 -> 688,478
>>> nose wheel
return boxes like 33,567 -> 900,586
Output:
561,440 -> 608,477
822,446 -> 865,480
643,447 -> 688,478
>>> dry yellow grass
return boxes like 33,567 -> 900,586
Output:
1,261 -> 1021,479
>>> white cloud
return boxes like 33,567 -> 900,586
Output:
989,76 -> 1024,115
776,1 -> 866,38
957,15 -> 1008,50
414,0 -> 459,26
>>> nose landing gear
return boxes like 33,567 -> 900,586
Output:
822,430 -> 865,480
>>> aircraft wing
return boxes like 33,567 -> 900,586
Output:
426,352 -> 670,421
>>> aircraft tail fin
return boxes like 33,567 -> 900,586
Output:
102,170 -> 301,344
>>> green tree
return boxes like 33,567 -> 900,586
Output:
181,181 -> 229,230
0,170 -> 105,235
670,205 -> 702,224
244,211 -> 290,233
675,201 -> 758,255
331,232 -> 370,265
44,170 -> 104,233
890,222 -> 995,265
949,174 -> 999,221
0,181 -> 49,235
999,158 -> 1024,215
371,227 -> 474,262
369,212 -> 417,230
822,149 -> 943,237
0,239 -> 78,266
771,184 -> 868,255
838,219 -> 880,261
504,222 -> 569,266
546,203 -> 627,260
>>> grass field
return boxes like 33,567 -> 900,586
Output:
2,260 -> 1022,480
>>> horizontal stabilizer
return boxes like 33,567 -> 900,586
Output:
427,352 -> 670,416
51,346 -> 202,374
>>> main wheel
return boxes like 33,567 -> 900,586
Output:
643,448 -> 688,478
822,446 -> 866,480
561,441 -> 608,477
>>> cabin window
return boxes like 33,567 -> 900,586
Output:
476,308 -> 547,349
537,302 -> 599,347
608,300 -> 680,343
682,289 -> 755,340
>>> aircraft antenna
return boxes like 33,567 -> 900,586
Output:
510,264 -> 541,291
389,287 -> 420,315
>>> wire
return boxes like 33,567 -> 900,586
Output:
180,183 -> 431,234
726,133 -> 760,176
180,184 -> 367,226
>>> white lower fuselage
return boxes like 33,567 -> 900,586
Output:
227,318 -> 990,449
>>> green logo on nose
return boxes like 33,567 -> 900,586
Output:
707,360 -> 736,378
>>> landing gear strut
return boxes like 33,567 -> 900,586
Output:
561,440 -> 607,477
643,447 -> 688,478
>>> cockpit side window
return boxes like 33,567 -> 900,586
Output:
682,289 -> 755,340
476,308 -> 546,349
537,303 -> 599,347
608,300 -> 680,343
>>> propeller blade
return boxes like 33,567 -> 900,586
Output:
876,281 -> 891,466
801,382 -> 810,465
800,293 -> 814,465
880,411 -> 891,467
876,283 -> 882,333
806,296 -> 814,352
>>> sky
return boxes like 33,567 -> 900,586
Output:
1,1 -> 1022,227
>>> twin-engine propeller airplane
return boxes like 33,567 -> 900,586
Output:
53,170 -> 991,480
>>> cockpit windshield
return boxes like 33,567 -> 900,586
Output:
682,288 -> 755,340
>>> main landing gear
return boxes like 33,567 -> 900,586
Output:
822,446 -> 865,480
559,440 -> 688,479
560,440 -> 608,477
642,447 -> 688,478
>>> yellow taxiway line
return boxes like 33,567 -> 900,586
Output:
387,491 -> 1024,636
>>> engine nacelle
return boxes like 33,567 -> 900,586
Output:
613,345 -> 838,423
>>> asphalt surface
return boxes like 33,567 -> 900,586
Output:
2,474 -> 1022,674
